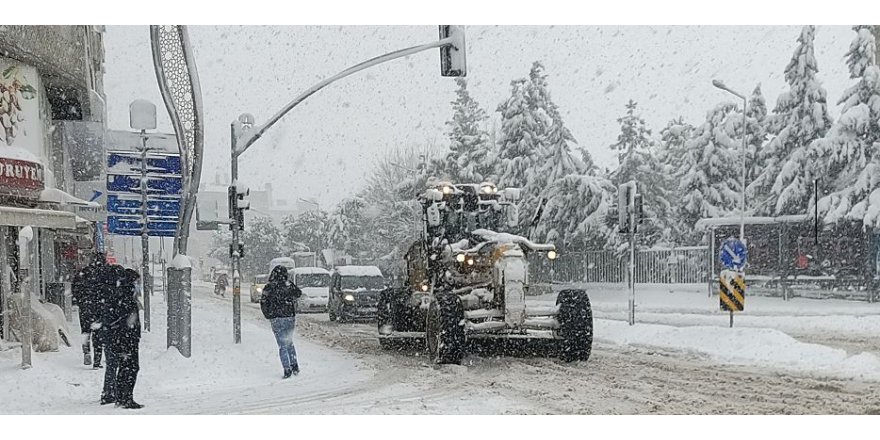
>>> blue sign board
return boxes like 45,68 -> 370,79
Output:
107,215 -> 179,237
107,151 -> 182,175
106,175 -> 183,196
107,194 -> 181,218
719,237 -> 748,271
105,147 -> 183,238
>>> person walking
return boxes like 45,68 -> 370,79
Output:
72,252 -> 106,368
260,265 -> 302,379
112,268 -> 143,409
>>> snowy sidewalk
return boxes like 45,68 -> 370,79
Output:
530,283 -> 880,337
0,285 -> 370,414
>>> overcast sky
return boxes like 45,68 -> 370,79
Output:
104,25 -> 856,208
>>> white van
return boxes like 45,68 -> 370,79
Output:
290,267 -> 331,313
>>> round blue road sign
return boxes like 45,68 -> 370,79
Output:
720,237 -> 748,270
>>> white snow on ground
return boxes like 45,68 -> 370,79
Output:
595,319 -> 880,382
530,283 -> 880,337
0,285 -> 370,414
0,283 -> 533,414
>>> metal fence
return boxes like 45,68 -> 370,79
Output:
530,246 -> 710,284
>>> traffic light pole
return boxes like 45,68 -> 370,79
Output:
230,123 -> 242,344
227,29 -> 465,343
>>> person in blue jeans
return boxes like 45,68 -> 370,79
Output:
260,265 -> 302,379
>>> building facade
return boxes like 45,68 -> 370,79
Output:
0,26 -> 106,340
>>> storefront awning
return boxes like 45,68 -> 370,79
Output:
39,188 -> 101,208
0,206 -> 77,230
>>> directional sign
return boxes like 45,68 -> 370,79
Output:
107,194 -> 181,217
107,151 -> 182,175
106,174 -> 183,196
107,215 -> 178,237
719,269 -> 745,312
719,237 -> 748,270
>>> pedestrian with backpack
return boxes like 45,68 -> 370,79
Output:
260,265 -> 302,379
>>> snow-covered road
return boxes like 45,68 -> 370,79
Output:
3,282 -> 880,414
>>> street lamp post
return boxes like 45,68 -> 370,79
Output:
712,79 -> 748,242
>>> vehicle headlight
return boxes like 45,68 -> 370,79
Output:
256,287 -> 262,293
442,185 -> 452,195
456,253 -> 466,263
466,258 -> 475,266
344,294 -> 355,302
420,283 -> 429,292
547,250 -> 558,260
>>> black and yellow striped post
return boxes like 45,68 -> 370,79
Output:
719,270 -> 745,327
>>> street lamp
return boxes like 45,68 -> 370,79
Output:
712,79 -> 748,242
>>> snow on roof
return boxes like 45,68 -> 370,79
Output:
0,146 -> 41,163
334,265 -> 383,277
695,215 -> 810,230
291,267 -> 330,275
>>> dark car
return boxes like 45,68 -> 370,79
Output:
328,266 -> 385,322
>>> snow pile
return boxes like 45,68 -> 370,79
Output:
597,320 -> 880,382
170,254 -> 192,269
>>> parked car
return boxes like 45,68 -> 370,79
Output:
249,273 -> 269,303
290,267 -> 330,313
328,265 -> 385,322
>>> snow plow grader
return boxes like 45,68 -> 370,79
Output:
377,181 -> 593,364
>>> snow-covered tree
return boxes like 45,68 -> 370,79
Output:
438,78 -> 494,183
608,100 -> 672,246
750,25 -> 833,216
534,174 -> 614,250
326,197 -> 371,258
812,25 -> 880,227
281,210 -> 329,255
496,78 -> 541,190
745,84 -> 768,187
658,116 -> 694,174
677,102 -> 743,243
240,216 -> 284,277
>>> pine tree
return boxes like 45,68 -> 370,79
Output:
496,78 -> 541,190
534,174 -> 614,250
608,100 -> 672,246
658,116 -> 695,243
440,78 -> 494,183
658,116 -> 694,174
812,25 -> 880,227
745,84 -> 768,187
678,102 -> 743,243
750,25 -> 833,216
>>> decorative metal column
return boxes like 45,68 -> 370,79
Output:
150,25 -> 204,257
150,25 -> 203,357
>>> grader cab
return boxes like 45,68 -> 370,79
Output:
377,181 -> 593,364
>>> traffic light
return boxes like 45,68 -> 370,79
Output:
618,182 -> 638,234
439,25 -> 466,77
228,184 -> 250,231
229,242 -> 245,259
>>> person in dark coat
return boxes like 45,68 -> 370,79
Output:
97,266 -> 143,409
96,264 -> 126,406
112,268 -> 143,409
260,265 -> 302,379
72,252 -> 106,368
